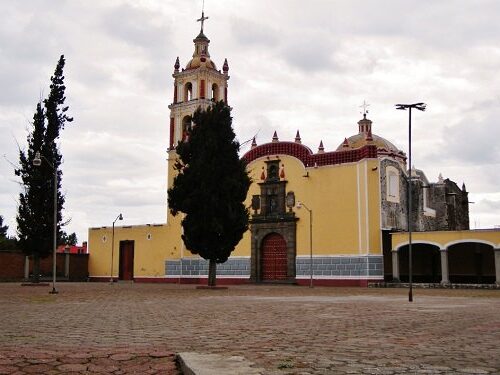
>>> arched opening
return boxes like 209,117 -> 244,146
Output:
261,233 -> 287,281
448,242 -> 495,284
211,83 -> 219,101
184,82 -> 193,101
398,243 -> 441,283
182,116 -> 192,141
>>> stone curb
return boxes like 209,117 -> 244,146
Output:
177,352 -> 264,375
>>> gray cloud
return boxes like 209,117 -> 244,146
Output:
1,0 -> 499,240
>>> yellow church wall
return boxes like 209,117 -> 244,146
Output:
236,155 -> 382,257
88,220 -> 183,279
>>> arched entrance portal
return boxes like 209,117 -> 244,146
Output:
448,242 -> 495,284
261,233 -> 287,281
398,243 -> 441,283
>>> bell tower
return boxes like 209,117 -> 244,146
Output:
167,11 -> 229,151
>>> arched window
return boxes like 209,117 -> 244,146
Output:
386,166 -> 400,203
184,82 -> 193,102
182,116 -> 192,141
211,83 -> 219,101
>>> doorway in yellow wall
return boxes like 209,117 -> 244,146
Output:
261,233 -> 287,281
119,240 -> 134,281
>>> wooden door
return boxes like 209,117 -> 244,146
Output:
261,233 -> 287,281
119,240 -> 134,280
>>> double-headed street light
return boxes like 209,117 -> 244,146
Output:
33,151 -> 58,294
395,102 -> 426,302
297,201 -> 313,288
110,213 -> 123,283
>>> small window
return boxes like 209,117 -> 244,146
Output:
386,166 -> 400,203
147,233 -> 152,240
102,235 -> 107,243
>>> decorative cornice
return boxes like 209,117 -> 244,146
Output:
242,141 -> 378,167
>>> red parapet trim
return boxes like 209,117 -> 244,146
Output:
133,277 -> 251,285
242,142 -> 378,167
295,279 -> 372,287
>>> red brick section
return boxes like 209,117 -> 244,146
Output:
0,251 -> 25,280
242,141 -> 378,167
0,252 -> 88,281
170,117 -> 175,148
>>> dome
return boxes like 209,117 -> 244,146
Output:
185,56 -> 217,70
336,114 -> 404,157
337,133 -> 400,153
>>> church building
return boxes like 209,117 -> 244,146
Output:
88,14 -> 500,286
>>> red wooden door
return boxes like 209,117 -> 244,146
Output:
119,241 -> 134,280
261,233 -> 287,280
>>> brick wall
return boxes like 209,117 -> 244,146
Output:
0,251 -> 88,281
0,251 -> 26,280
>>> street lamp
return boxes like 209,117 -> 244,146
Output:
297,201 -> 313,288
110,213 -> 123,283
33,151 -> 58,294
395,102 -> 426,302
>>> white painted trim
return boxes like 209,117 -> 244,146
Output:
295,275 -> 383,280
364,161 -> 370,254
395,240 -> 442,251
444,239 -> 496,249
164,275 -> 249,279
295,255 -> 383,258
356,163 -> 362,254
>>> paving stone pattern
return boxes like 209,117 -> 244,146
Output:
0,283 -> 499,374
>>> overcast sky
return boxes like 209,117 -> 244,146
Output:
1,0 -> 499,242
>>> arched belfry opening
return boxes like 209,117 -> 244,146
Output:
182,115 -> 192,141
184,82 -> 193,102
250,159 -> 298,283
211,83 -> 219,101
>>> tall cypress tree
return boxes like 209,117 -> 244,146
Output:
168,101 -> 251,286
16,55 -> 72,281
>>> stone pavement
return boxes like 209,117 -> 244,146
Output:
0,283 -> 499,374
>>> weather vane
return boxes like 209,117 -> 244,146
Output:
197,0 -> 209,34
360,100 -> 370,116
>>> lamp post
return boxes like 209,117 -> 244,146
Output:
297,201 -> 313,288
33,151 -> 58,294
110,213 -> 123,283
395,102 -> 426,302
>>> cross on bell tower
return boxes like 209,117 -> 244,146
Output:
197,11 -> 209,34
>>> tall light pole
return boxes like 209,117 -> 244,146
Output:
297,201 -> 313,288
33,151 -> 58,294
395,102 -> 426,302
110,213 -> 123,283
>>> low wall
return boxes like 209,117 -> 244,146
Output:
0,251 -> 89,281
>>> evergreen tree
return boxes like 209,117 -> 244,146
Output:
60,232 -> 78,246
0,216 -> 18,251
168,101 -> 251,286
16,55 -> 72,281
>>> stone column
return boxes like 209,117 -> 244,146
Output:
392,250 -> 400,282
495,248 -> 500,286
440,248 -> 450,285
64,253 -> 70,279
24,256 -> 30,280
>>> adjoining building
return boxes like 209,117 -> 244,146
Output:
88,15 -> 500,286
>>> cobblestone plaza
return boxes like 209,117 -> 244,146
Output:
0,283 -> 499,374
